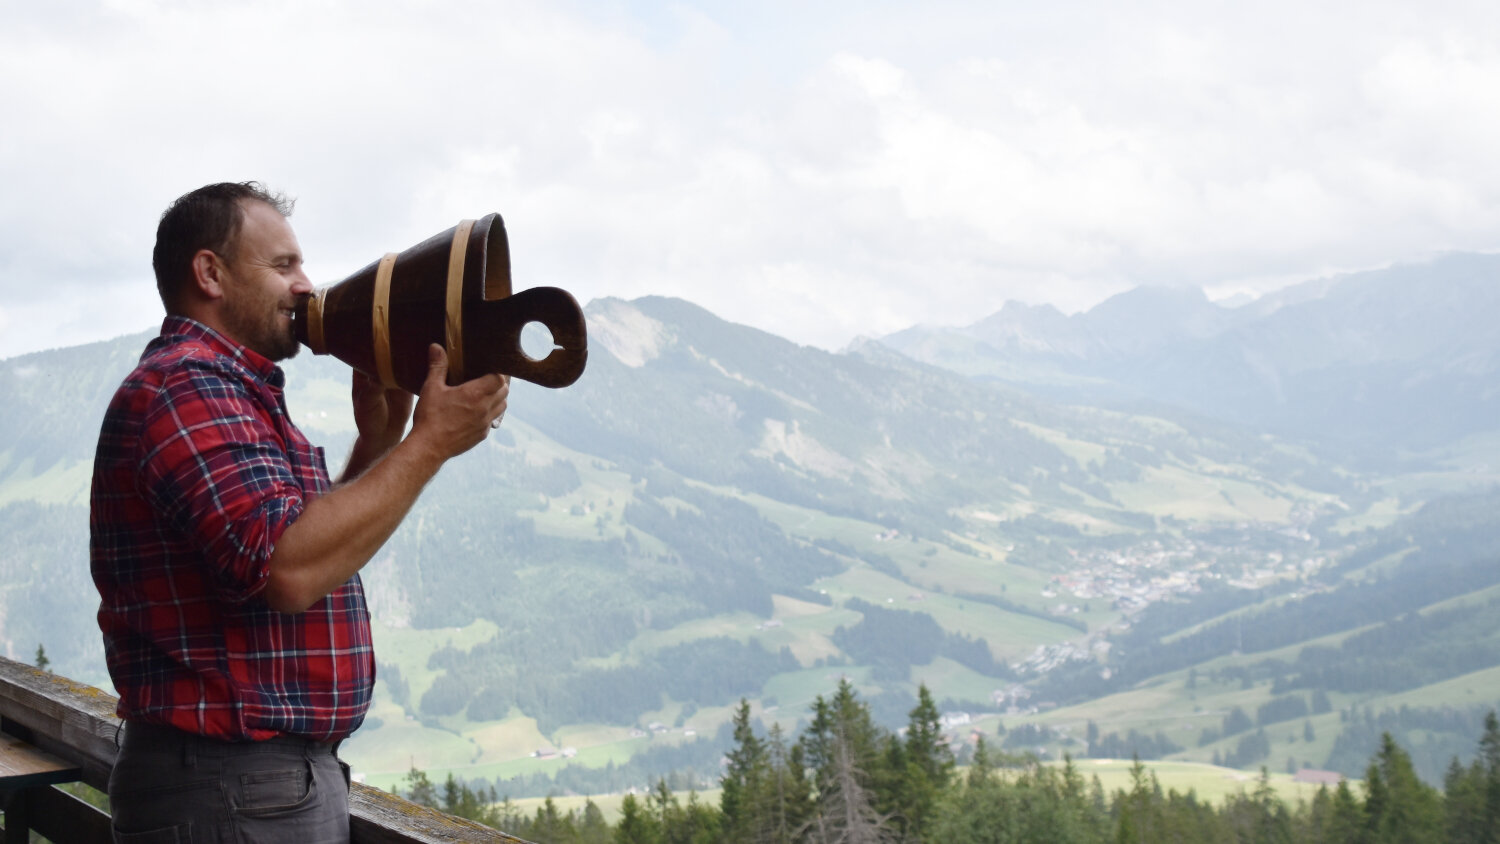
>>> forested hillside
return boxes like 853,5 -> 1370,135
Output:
3,256 -> 1499,801
405,684 -> 1500,844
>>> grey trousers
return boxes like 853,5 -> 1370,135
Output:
108,721 -> 351,843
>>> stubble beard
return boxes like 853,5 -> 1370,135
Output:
223,292 -> 301,362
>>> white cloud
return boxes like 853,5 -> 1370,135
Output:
3,0 -> 1500,360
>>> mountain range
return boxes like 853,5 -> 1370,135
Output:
2,252 -> 1498,793
877,253 -> 1500,457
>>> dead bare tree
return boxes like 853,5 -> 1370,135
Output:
802,718 -> 899,844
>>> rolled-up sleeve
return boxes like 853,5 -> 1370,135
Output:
136,360 -> 306,603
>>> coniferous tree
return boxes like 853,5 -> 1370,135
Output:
722,699 -> 769,842
765,724 -> 816,843
1480,711 -> 1500,844
807,724 -> 897,843
1305,785 -> 1335,843
615,792 -> 661,844
927,764 -> 1021,842
1443,757 -> 1486,844
1113,757 -> 1165,844
879,732 -> 909,834
1223,706 -> 1255,737
1325,780 -> 1365,844
801,679 -> 887,801
1058,755 -> 1110,842
1363,751 -> 1390,843
1220,769 -> 1293,844
650,780 -> 675,836
1364,732 -> 1442,844
416,695 -> 1500,843
579,800 -> 613,844
721,700 -> 814,843
532,797 -> 580,843
442,773 -> 462,817
402,765 -> 439,809
895,684 -> 954,841
967,736 -> 995,788
495,797 -> 524,835
799,681 -> 897,843
662,788 -> 722,844
932,742 -> 1106,842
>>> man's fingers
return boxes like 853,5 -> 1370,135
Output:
457,370 -> 508,398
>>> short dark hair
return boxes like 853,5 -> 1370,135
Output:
152,181 -> 295,309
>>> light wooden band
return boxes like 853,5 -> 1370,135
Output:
373,252 -> 399,389
306,288 -> 328,355
444,219 -> 477,384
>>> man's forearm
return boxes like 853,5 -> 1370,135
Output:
263,436 -> 445,613
265,345 -> 508,613
337,433 -> 399,484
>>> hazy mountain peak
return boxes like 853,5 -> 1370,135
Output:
1236,275 -> 1342,318
1079,284 -> 1230,355
587,298 -> 674,367
1085,284 -> 1212,318
996,299 -> 1069,319
1212,291 -> 1259,309
967,299 -> 1071,330
964,300 -> 1085,357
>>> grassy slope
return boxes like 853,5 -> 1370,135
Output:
37,344 -> 1500,801
339,429 -> 1387,790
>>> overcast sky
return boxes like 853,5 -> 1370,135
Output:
3,0 -> 1499,361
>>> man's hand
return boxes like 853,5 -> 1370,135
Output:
352,370 -> 414,449
268,345 -> 509,614
407,344 -> 510,462
338,371 -> 415,483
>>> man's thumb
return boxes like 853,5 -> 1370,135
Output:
425,343 -> 448,384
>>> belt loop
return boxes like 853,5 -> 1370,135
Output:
182,734 -> 197,769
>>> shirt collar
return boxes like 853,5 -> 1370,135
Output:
158,315 -> 285,388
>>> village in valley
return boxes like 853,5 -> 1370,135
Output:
1004,520 -> 1333,708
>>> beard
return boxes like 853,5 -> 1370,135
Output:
222,288 -> 302,362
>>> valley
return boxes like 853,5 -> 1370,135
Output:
3,256 -> 1499,803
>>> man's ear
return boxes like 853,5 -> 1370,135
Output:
190,249 -> 228,301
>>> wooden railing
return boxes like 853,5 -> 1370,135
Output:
0,656 -> 531,843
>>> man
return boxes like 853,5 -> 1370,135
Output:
90,182 -> 508,841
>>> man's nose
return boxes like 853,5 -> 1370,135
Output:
290,270 -> 314,295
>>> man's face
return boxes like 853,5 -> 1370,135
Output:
218,200 -> 312,361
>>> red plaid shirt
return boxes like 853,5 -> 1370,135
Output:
90,317 -> 373,742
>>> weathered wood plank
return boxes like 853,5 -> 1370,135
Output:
0,659 -> 121,792
351,783 -> 532,843
0,732 -> 81,790
0,657 -> 534,843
